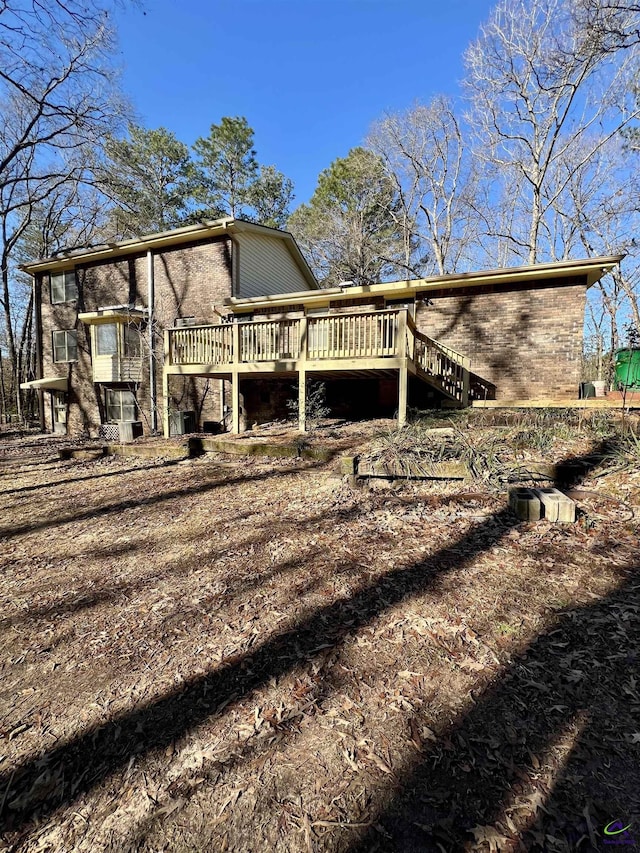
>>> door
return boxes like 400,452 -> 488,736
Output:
52,391 -> 67,434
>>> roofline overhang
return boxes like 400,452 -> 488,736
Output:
19,218 -> 319,290
78,306 -> 148,325
20,377 -> 68,392
225,255 -> 624,312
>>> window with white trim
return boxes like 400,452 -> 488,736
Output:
96,323 -> 118,355
52,330 -> 78,362
105,388 -> 137,423
95,323 -> 141,357
50,271 -> 77,303
124,324 -> 141,357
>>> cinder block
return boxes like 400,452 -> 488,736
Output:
535,488 -> 576,523
508,487 -> 542,521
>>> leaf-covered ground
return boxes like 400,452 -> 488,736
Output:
0,422 -> 639,852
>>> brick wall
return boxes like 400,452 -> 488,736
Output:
415,279 -> 588,400
37,237 -> 233,436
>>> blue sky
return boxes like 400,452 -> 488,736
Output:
114,0 -> 495,207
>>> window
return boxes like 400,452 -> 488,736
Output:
51,271 -> 77,303
95,323 -> 141,357
96,323 -> 118,355
124,325 -> 141,357
52,330 -> 77,362
105,388 -> 137,422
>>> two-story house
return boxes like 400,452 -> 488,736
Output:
20,218 -> 317,438
21,217 -> 621,438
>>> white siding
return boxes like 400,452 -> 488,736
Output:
235,232 -> 313,298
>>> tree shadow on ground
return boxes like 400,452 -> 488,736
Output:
348,565 -> 640,852
0,442 -> 629,849
0,458 -> 321,540
0,461 -> 166,497
0,498 -> 364,632
0,506 -> 515,840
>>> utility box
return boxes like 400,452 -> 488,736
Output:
169,410 -> 196,436
117,420 -> 143,442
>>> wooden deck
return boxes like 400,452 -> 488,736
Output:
163,309 -> 472,434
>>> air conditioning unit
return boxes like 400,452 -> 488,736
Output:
117,420 -> 144,442
174,317 -> 196,328
169,410 -> 196,436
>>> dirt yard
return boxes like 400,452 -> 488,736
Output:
1,416 -> 639,852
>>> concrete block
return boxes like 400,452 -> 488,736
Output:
535,488 -> 576,523
508,487 -> 542,521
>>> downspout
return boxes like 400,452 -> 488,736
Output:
34,274 -> 44,431
147,250 -> 157,432
224,224 -> 241,423
226,226 -> 241,298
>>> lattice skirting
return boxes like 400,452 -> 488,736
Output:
98,423 -> 120,442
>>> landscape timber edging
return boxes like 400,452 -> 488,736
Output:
188,436 -> 334,462
353,457 -> 470,481
59,442 -> 189,461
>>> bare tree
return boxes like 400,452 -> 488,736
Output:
543,133 -> 639,381
0,0 -> 126,418
464,0 -> 640,265
571,0 -> 640,52
368,97 -> 480,276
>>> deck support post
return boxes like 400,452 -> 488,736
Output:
398,364 -> 408,427
162,329 -> 170,438
298,316 -> 308,432
231,372 -> 240,434
298,370 -> 307,432
462,367 -> 470,408
231,322 -> 241,434
397,311 -> 408,427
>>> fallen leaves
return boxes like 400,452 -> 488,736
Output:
1,424 -> 639,851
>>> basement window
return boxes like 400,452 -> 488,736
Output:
105,388 -> 137,423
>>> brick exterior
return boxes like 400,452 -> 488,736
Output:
246,280 -> 588,405
415,279 -> 588,400
37,237 -> 233,437
35,238 -> 592,434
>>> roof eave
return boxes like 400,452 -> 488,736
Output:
19,218 -> 319,290
225,255 -> 624,312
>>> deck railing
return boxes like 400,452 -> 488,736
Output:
166,309 -> 470,403
170,324 -> 234,365
168,310 -> 406,366
307,310 -> 399,359
240,318 -> 301,361
406,315 -> 470,404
